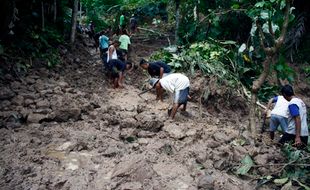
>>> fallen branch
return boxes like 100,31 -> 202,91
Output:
242,85 -> 266,110
137,27 -> 168,37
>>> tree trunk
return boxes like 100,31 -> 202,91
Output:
41,1 -> 45,31
175,0 -> 180,45
53,0 -> 57,23
249,57 -> 272,139
70,0 -> 79,44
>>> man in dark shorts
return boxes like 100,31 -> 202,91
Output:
149,73 -> 190,119
279,85 -> 308,147
108,59 -> 133,88
140,59 -> 171,79
130,14 -> 138,34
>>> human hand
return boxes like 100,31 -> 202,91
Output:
294,136 -> 302,147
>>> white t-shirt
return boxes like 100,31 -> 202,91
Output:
286,97 -> 308,136
271,96 -> 289,118
159,73 -> 189,93
107,45 -> 118,62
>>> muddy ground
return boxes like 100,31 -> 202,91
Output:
0,33 -> 291,190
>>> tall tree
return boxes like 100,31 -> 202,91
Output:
175,0 -> 180,44
70,0 -> 79,44
248,0 -> 292,139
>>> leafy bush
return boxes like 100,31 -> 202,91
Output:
236,144 -> 310,189
151,39 -> 241,87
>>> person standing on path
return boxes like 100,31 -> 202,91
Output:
118,29 -> 131,61
119,13 -> 125,30
106,40 -> 119,70
279,85 -> 309,147
99,32 -> 109,63
265,93 -> 289,140
149,73 -> 190,119
130,14 -> 138,34
140,59 -> 171,79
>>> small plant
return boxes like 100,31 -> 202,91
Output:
236,144 -> 310,189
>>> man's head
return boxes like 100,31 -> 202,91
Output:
113,39 -> 120,47
281,85 -> 294,101
126,62 -> 133,70
140,59 -> 149,70
149,78 -> 160,89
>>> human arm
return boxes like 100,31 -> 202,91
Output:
108,46 -> 114,60
159,67 -> 164,79
155,82 -> 163,101
288,104 -> 302,146
266,96 -> 277,114
294,116 -> 302,145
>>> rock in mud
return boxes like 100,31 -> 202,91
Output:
205,139 -> 221,148
120,118 -> 138,129
0,87 -> 15,100
112,157 -> 156,184
54,108 -> 81,122
11,95 -> 24,106
254,154 -> 269,165
135,112 -> 164,132
213,131 -> 233,143
119,182 -> 143,190
36,99 -> 51,109
163,123 -> 186,139
198,175 -> 214,190
27,113 -> 49,123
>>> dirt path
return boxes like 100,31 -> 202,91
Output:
0,35 -> 283,190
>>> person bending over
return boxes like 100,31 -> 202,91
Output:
265,92 -> 289,140
109,59 -> 133,89
149,73 -> 190,119
140,59 -> 171,79
279,85 -> 308,147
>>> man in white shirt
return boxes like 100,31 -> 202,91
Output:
149,73 -> 190,119
265,94 -> 289,140
279,85 -> 308,147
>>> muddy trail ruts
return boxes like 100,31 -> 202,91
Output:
0,35 -> 283,190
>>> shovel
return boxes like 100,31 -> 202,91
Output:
138,88 -> 152,102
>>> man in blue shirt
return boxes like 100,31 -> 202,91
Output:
140,59 -> 171,79
279,85 -> 308,147
99,32 -> 109,61
108,59 -> 133,89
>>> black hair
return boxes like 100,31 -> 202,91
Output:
281,85 -> 294,97
126,61 -> 133,69
140,59 -> 147,65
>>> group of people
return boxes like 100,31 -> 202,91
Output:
96,28 -> 132,89
90,20 -> 308,147
266,85 -> 308,147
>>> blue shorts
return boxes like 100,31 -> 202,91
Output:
174,87 -> 189,105
270,114 -> 288,132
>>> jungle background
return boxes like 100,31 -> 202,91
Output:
0,0 -> 310,189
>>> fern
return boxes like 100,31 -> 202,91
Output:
285,13 -> 307,62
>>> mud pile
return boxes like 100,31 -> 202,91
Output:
0,38 -> 284,190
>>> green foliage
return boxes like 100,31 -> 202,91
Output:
236,155 -> 254,175
151,39 -> 241,87
241,144 -> 310,189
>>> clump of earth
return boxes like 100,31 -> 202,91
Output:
0,34 -> 286,190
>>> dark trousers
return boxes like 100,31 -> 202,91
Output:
279,133 -> 308,146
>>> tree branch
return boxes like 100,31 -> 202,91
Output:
268,18 -> 275,38
275,0 -> 291,50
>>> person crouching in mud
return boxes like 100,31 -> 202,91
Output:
109,59 -> 133,89
149,73 -> 190,119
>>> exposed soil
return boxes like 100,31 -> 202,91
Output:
0,33 -> 289,190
